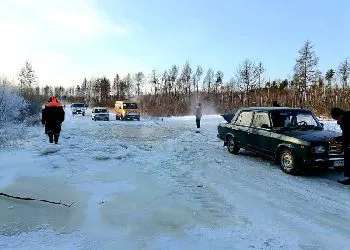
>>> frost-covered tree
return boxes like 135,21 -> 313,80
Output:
0,80 -> 27,128
18,61 -> 37,98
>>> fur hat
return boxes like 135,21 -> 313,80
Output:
330,107 -> 345,119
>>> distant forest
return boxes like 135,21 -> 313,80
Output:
2,40 -> 350,118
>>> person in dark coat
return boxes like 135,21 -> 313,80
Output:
195,103 -> 202,129
272,101 -> 281,107
42,96 -> 65,144
331,107 -> 350,185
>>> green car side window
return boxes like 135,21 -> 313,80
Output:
235,111 -> 253,126
253,112 -> 271,128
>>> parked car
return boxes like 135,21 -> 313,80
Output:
114,100 -> 140,121
91,107 -> 110,121
71,103 -> 86,116
217,107 -> 344,174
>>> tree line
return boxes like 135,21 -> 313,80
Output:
2,40 -> 350,118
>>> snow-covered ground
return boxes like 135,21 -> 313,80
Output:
0,109 -> 350,250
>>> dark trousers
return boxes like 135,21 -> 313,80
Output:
344,148 -> 350,177
196,119 -> 201,129
48,134 -> 60,144
45,123 -> 61,144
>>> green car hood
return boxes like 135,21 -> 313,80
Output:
279,129 -> 341,143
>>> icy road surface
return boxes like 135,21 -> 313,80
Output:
0,110 -> 350,250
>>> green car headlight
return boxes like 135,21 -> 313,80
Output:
312,146 -> 326,154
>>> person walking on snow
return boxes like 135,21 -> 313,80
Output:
195,103 -> 202,129
331,107 -> 350,185
41,96 -> 65,144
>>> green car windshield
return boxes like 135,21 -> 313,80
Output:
270,110 -> 322,130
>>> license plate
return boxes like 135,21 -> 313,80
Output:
128,112 -> 136,115
334,160 -> 344,167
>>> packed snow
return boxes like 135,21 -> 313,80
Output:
0,108 -> 350,250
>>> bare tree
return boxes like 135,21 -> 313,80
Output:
254,62 -> 265,105
92,79 -> 101,103
236,59 -> 258,105
42,85 -> 50,98
81,78 -> 88,102
325,69 -> 335,88
134,72 -> 145,96
150,70 -> 160,95
75,85 -> 83,101
54,86 -> 65,99
160,71 -> 169,94
180,61 -> 192,103
123,74 -> 133,98
293,40 -> 319,106
100,77 -> 111,104
214,70 -> 224,94
255,62 -> 265,90
338,58 -> 350,90
113,74 -> 121,98
193,65 -> 203,101
203,68 -> 214,94
168,65 -> 178,95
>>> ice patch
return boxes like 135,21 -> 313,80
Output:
0,174 -> 16,189
74,180 -> 136,196
0,177 -> 88,236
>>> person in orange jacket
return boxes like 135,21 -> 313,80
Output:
41,96 -> 65,144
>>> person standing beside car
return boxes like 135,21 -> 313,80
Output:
42,96 -> 65,144
331,107 -> 350,185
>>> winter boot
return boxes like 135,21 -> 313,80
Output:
48,134 -> 54,143
54,134 -> 59,144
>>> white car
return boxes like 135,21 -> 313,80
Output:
71,103 -> 86,116
91,107 -> 110,121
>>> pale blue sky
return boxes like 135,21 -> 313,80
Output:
0,0 -> 349,87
